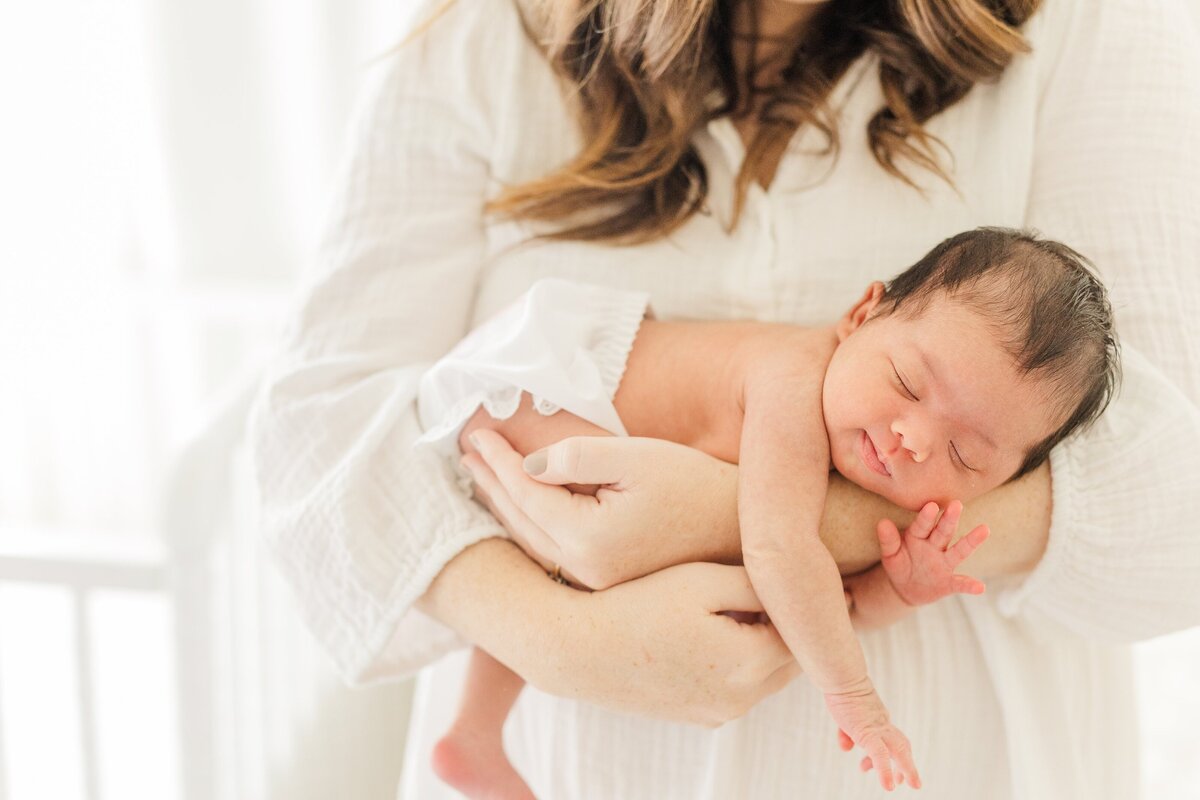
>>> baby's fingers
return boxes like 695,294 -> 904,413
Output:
859,756 -> 906,785
876,518 -> 904,559
885,730 -> 921,790
864,737 -> 896,791
838,729 -> 855,752
947,523 -> 990,568
908,502 -> 940,540
951,574 -> 986,595
929,500 -> 963,548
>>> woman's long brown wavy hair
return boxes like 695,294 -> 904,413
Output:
489,0 -> 1039,244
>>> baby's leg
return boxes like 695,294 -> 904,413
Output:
432,648 -> 534,800
431,397 -> 604,797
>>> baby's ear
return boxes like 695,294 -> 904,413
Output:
836,281 -> 886,341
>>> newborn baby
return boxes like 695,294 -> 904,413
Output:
416,227 -> 1119,797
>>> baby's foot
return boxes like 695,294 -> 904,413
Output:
432,723 -> 536,800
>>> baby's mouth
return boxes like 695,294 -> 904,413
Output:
860,430 -> 892,477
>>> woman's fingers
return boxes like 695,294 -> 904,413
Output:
681,563 -> 798,677
461,453 -> 519,528
471,429 -> 602,531
521,435 -> 637,486
461,452 -> 565,568
699,562 -> 765,614
580,562 -> 803,726
470,429 -> 550,505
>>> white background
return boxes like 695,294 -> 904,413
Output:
0,1 -> 1196,798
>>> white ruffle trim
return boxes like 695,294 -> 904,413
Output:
414,279 -> 651,462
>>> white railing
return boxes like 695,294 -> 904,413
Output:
0,532 -> 174,800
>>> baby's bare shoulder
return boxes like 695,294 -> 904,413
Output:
742,325 -> 837,385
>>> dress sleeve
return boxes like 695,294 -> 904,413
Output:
247,0 -> 523,683
995,0 -> 1200,641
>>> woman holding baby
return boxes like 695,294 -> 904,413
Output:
250,0 -> 1200,797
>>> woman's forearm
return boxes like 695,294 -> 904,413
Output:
416,537 -> 583,693
712,462 -> 1053,578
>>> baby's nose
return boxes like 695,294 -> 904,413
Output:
890,422 -> 929,463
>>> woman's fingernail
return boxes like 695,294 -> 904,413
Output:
523,450 -> 547,475
468,433 -> 480,449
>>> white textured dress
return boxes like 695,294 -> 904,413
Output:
247,0 -> 1200,797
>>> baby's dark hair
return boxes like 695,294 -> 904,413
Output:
879,227 -> 1121,480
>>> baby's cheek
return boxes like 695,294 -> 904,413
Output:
898,488 -> 936,514
828,435 -> 857,482
951,465 -> 1000,505
892,478 -> 950,513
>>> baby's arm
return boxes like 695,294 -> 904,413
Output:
737,348 -> 919,792
845,502 -> 990,631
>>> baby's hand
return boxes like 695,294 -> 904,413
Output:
877,500 -> 988,607
826,683 -> 920,791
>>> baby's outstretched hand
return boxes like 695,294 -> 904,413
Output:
877,500 -> 988,607
826,684 -> 920,791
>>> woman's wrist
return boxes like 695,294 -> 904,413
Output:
954,461 -> 1051,578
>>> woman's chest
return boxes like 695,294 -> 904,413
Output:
477,56 -> 1038,327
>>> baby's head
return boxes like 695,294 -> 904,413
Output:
822,227 -> 1120,511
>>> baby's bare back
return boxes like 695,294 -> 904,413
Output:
459,319 -> 760,458
612,319 -> 765,463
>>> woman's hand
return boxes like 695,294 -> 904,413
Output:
417,538 -> 801,727
562,560 -> 802,726
462,429 -> 743,589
